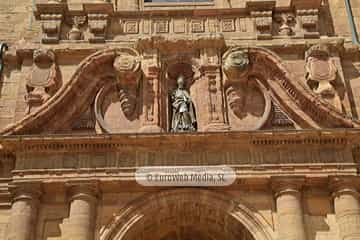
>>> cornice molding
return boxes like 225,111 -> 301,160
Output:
0,129 -> 359,153
3,37 -> 348,64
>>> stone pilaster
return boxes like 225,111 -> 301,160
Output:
330,177 -> 360,240
140,49 -> 162,133
65,182 -> 99,240
6,184 -> 42,240
272,177 -> 307,240
200,48 -> 229,131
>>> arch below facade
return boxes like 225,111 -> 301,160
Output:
100,189 -> 275,240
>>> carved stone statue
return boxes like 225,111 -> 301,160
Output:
170,75 -> 196,132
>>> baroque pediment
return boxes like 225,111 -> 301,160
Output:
1,43 -> 358,136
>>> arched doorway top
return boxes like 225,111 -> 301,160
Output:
100,188 -> 275,240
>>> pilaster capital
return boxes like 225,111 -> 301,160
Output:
329,176 -> 360,199
9,182 -> 42,203
271,177 -> 305,198
66,181 -> 99,203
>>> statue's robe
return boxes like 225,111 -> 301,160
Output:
171,88 -> 196,132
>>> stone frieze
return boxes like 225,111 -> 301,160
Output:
33,1 -> 325,43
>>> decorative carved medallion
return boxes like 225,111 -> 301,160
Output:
305,44 -> 342,111
124,20 -> 139,34
222,47 -> 249,82
25,49 -> 61,114
191,19 -> 205,33
221,19 -> 236,32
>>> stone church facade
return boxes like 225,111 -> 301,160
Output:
0,0 -> 360,239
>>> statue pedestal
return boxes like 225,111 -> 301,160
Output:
139,125 -> 163,133
203,123 -> 230,132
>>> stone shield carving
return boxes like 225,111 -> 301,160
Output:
25,49 -> 61,114
305,44 -> 342,111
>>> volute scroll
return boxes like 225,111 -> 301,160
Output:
222,48 -> 272,131
94,48 -> 142,133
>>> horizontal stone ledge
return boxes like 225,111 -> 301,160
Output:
1,128 -> 359,153
9,173 -> 360,193
33,0 -> 321,18
11,163 -> 359,177
2,37 -> 349,63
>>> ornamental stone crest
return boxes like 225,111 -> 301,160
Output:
25,49 -> 61,114
305,43 -> 342,111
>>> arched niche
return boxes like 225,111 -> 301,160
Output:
161,56 -> 202,132
100,189 -> 275,240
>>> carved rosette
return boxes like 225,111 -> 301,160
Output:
25,49 -> 61,114
222,48 -> 249,84
305,44 -> 342,111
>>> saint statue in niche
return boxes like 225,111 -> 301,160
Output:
170,75 -> 197,132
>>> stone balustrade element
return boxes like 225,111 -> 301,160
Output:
6,184 -> 42,240
65,182 -> 99,240
330,177 -> 360,240
272,177 -> 307,240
